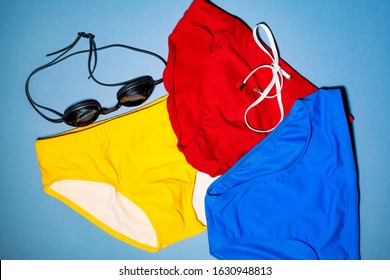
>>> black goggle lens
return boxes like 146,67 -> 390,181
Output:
117,76 -> 155,107
63,99 -> 101,127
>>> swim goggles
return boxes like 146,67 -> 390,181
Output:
25,32 -> 166,127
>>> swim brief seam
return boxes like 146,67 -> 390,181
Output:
210,235 -> 319,260
208,97 -> 312,193
37,95 -> 169,140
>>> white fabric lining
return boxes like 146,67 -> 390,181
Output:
50,180 -> 158,247
193,172 -> 219,225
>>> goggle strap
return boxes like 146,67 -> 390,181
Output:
46,33 -> 82,59
85,40 -> 166,87
26,32 -> 167,124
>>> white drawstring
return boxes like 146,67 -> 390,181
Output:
240,23 -> 291,133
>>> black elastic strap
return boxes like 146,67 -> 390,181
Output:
25,33 -> 85,123
25,32 -> 167,123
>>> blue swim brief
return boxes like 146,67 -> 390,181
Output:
205,88 -> 360,259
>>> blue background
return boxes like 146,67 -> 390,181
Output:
0,0 -> 389,260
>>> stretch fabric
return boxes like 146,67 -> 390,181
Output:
205,88 -> 360,259
35,95 -> 214,252
163,0 -> 317,176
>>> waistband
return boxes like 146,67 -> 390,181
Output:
36,95 -> 169,141
207,89 -> 318,195
175,0 -> 254,48
207,88 -> 347,195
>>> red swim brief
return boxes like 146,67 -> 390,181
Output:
163,0 -> 317,176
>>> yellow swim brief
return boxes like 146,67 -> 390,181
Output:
35,95 -> 211,252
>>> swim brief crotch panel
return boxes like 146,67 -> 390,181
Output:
163,0 -> 317,177
205,89 -> 360,259
35,95 -> 206,252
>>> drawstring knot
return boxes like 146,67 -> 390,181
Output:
240,23 -> 291,133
